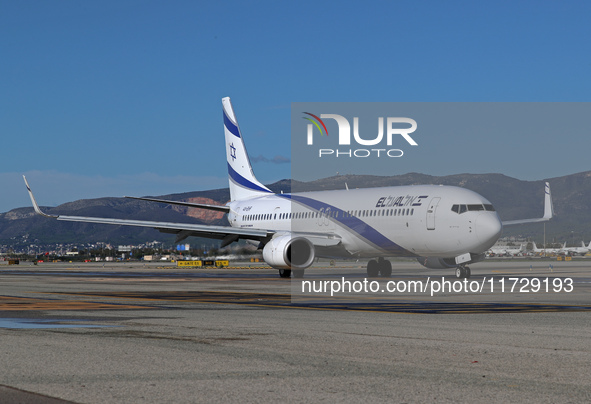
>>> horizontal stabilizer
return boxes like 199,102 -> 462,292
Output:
125,196 -> 230,213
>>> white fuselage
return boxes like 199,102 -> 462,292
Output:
561,244 -> 589,255
226,184 -> 502,259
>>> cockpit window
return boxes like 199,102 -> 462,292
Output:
452,203 -> 496,214
452,204 -> 469,214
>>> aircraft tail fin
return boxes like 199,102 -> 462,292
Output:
543,182 -> 554,220
222,97 -> 273,201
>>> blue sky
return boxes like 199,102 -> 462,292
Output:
1,0 -> 590,212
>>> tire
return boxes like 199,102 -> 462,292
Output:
367,260 -> 379,278
279,269 -> 292,278
292,269 -> 305,278
379,260 -> 392,278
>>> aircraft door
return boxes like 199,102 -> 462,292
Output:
316,207 -> 329,227
426,197 -> 441,230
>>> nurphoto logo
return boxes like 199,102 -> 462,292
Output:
303,112 -> 418,158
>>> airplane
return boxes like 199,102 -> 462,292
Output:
560,241 -> 590,256
23,97 -> 554,279
488,243 -> 526,256
531,241 -> 566,255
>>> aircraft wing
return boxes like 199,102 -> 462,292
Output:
24,176 -> 268,245
502,182 -> 554,226
24,176 -> 341,247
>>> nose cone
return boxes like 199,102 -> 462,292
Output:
475,213 -> 502,248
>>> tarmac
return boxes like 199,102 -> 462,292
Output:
0,259 -> 590,403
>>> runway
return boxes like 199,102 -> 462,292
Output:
0,259 -> 590,403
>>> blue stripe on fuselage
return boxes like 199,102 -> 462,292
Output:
279,194 -> 414,256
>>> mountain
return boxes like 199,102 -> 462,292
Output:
1,172 -> 590,247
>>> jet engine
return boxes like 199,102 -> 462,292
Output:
262,234 -> 315,270
417,253 -> 486,269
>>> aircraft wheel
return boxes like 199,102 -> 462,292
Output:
279,269 -> 292,278
292,269 -> 305,278
465,266 -> 471,279
379,260 -> 392,278
367,260 -> 379,278
455,267 -> 465,279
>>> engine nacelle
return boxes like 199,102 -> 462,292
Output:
262,235 -> 315,270
417,253 -> 486,269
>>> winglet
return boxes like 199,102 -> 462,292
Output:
502,181 -> 554,226
23,176 -> 58,218
543,182 -> 553,220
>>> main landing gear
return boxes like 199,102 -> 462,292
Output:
278,269 -> 305,278
367,258 -> 392,278
455,265 -> 471,279
278,269 -> 291,278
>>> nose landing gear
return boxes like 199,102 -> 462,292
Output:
455,265 -> 471,279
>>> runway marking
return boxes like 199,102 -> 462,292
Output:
56,291 -> 591,314
0,295 -> 150,311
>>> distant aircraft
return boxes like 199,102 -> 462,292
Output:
488,243 -> 526,256
560,241 -> 590,256
532,241 -> 566,255
24,97 -> 554,279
